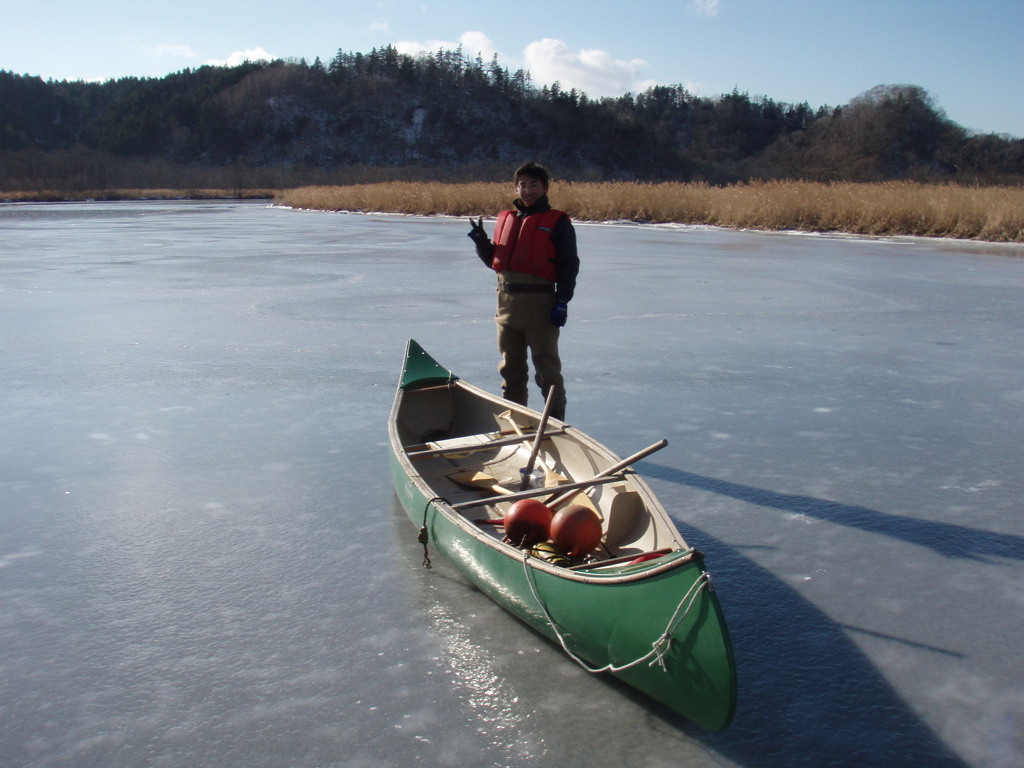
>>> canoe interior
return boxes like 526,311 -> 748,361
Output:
394,379 -> 686,562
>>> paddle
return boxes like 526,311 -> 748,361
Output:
451,438 -> 668,512
519,387 -> 557,491
546,438 -> 668,509
447,470 -> 515,495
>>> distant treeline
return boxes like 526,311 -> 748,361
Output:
2,45 -> 1022,193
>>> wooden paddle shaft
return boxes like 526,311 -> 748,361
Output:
547,438 -> 668,508
519,387 -> 557,491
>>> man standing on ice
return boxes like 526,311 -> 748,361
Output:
467,162 -> 579,421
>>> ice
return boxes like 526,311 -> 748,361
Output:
1,200 -> 1022,767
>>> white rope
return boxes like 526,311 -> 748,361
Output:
521,549 -> 712,674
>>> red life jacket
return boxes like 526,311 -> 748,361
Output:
490,208 -> 566,282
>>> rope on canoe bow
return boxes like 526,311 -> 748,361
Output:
520,549 -> 712,674
419,497 -> 446,570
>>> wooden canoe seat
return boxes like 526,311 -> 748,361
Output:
602,491 -> 645,547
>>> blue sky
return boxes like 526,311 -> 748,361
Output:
3,0 -> 1021,137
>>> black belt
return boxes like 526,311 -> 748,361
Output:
499,282 -> 554,294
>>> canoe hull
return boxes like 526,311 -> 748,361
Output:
389,340 -> 737,730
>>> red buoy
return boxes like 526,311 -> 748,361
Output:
503,499 -> 554,546
550,504 -> 603,558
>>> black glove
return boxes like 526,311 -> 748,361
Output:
467,217 -> 489,245
550,301 -> 568,327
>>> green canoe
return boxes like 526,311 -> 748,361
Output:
389,340 -> 737,730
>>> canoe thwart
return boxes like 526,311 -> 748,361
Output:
450,474 -> 625,511
407,428 -> 566,459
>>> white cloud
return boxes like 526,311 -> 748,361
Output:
150,43 -> 199,60
395,32 -> 655,98
205,47 -> 276,67
460,31 -> 499,62
395,30 -> 497,62
689,0 -> 720,17
524,38 -> 655,98
394,37 -> 449,56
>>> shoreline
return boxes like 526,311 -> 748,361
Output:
4,182 -> 1022,245
0,190 -> 275,204
276,180 -> 1024,244
279,204 -> 1024,251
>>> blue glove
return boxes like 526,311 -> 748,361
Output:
467,217 -> 489,245
551,301 -> 568,327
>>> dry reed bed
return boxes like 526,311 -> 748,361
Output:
278,181 -> 1024,243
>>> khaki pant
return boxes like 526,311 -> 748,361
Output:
494,273 -> 566,418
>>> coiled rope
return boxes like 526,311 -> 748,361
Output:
418,497 -> 447,569
521,549 -> 711,673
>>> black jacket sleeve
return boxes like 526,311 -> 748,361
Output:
474,238 -> 495,267
552,216 -> 579,303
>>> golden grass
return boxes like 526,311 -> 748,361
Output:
277,181 -> 1024,243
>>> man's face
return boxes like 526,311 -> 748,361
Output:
515,176 -> 547,207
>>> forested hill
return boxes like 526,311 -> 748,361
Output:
2,45 -> 1022,192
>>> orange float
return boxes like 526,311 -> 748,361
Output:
503,499 -> 554,546
550,504 -> 603,558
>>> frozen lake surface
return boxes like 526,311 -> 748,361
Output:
1,200 -> 1022,767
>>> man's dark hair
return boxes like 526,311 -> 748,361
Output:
514,162 -> 550,187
